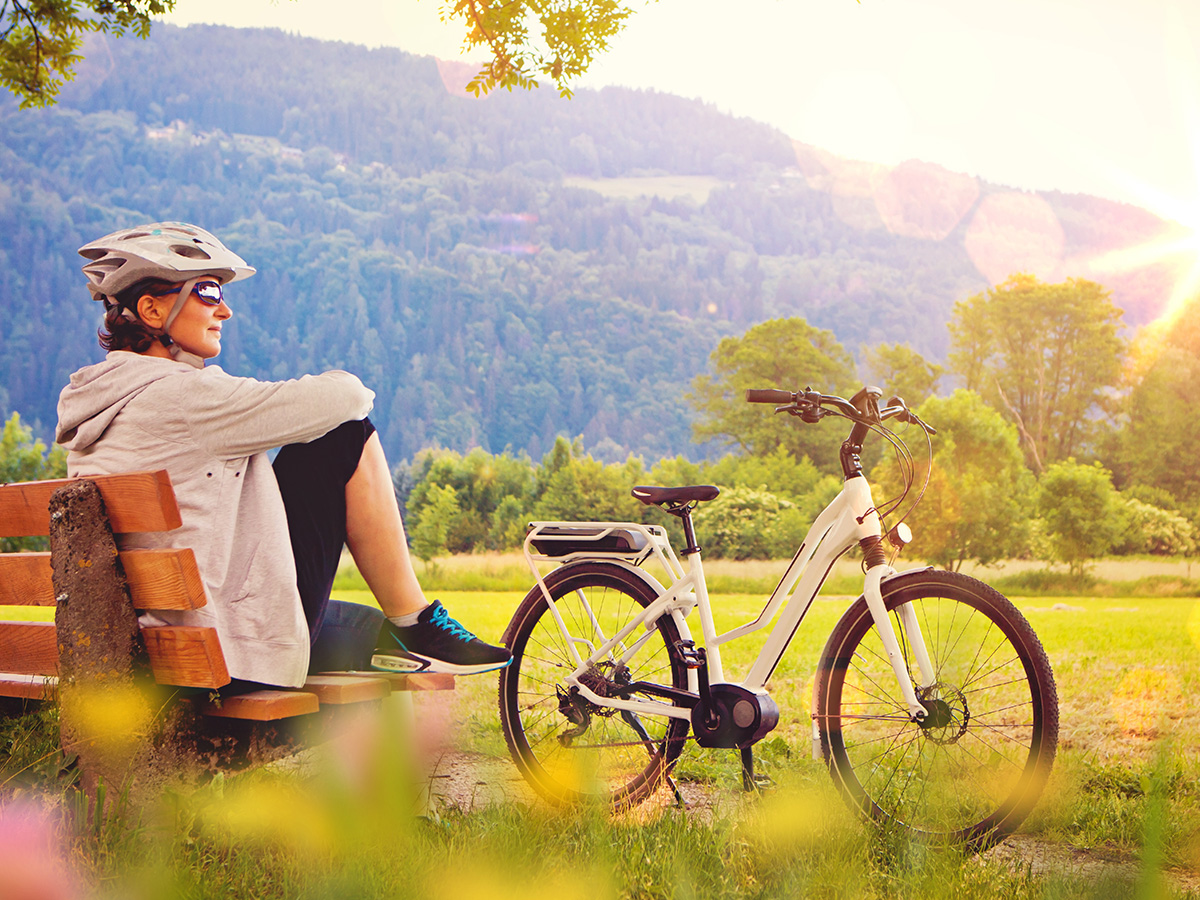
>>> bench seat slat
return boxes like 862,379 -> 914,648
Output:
199,690 -> 320,721
0,471 -> 181,538
0,549 -> 207,610
326,670 -> 456,692
301,674 -> 391,704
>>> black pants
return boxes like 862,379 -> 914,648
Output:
219,418 -> 386,696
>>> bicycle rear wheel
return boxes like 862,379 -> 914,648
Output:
498,562 -> 691,809
815,569 -> 1057,850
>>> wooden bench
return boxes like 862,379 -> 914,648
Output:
0,470 -> 453,799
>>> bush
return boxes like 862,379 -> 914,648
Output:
1036,459 -> 1123,576
0,412 -> 67,552
692,486 -> 805,560
1113,497 -> 1197,556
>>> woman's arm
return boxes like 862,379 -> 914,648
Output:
182,367 -> 376,458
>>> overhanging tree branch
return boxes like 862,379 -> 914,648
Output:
442,0 -> 639,98
2,0 -> 173,108
3,0 -> 644,108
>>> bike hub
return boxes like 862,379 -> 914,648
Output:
915,683 -> 969,744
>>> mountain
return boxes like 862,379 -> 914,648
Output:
0,24 -> 1181,464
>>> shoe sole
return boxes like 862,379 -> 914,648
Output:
371,653 -> 512,676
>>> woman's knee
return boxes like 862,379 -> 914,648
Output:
274,417 -> 376,486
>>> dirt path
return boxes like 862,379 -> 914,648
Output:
414,749 -> 1197,894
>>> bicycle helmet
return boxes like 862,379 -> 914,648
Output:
80,222 -> 255,362
78,222 -> 255,303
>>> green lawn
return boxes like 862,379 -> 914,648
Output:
2,563 -> 1196,898
332,583 -> 1200,858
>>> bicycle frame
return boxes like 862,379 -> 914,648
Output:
523,473 -> 938,726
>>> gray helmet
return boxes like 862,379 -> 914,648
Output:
78,222 -> 256,302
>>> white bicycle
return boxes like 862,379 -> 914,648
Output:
498,386 -> 1058,849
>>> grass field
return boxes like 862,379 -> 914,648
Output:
3,555 -> 1198,898
561,174 -> 725,204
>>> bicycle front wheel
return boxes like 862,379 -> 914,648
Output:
815,569 -> 1058,850
498,562 -> 691,809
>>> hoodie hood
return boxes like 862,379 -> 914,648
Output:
56,352 -> 202,451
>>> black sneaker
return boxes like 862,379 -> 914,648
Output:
371,600 -> 512,675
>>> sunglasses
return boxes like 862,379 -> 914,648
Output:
148,280 -> 225,306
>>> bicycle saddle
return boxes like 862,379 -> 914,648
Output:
631,485 -> 720,506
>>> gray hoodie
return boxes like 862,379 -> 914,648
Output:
56,351 -> 375,687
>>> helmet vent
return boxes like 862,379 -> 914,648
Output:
170,244 -> 212,260
118,232 -> 152,240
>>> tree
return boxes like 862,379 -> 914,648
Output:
406,446 -> 534,552
443,0 -> 637,98
2,0 -> 640,108
863,342 -> 944,407
409,483 -> 461,569
1036,459 -> 1123,576
530,435 -> 646,523
691,486 -> 805,560
870,390 -> 1033,571
0,411 -> 67,551
947,274 -> 1125,473
1,0 -> 171,108
1109,296 -> 1200,505
690,318 -> 858,473
1113,497 -> 1196,557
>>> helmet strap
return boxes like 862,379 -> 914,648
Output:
162,277 -> 200,336
156,277 -> 209,367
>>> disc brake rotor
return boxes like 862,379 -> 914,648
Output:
916,682 -> 969,744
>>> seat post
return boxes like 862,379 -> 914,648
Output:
679,505 -> 701,556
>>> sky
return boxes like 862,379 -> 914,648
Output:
159,0 -> 1200,222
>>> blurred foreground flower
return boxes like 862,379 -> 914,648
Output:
0,802 -> 82,900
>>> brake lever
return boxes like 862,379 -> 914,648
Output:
779,402 -> 822,424
908,411 -> 937,435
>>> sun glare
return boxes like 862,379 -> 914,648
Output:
1085,4 -> 1200,333
1086,211 -> 1200,331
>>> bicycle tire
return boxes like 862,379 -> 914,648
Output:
814,569 -> 1058,850
498,562 -> 691,808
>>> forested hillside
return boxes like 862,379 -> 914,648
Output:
0,25 -> 1180,464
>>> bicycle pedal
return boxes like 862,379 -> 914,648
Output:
673,640 -> 707,669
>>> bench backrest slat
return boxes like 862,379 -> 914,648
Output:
0,553 -> 56,606
0,549 -> 207,610
140,626 -> 230,689
0,471 -> 181,537
0,622 -> 230,689
0,622 -> 57,675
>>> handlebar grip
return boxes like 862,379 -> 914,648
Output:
745,389 -> 795,404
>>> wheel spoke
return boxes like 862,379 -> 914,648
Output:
499,564 -> 690,808
815,572 -> 1057,848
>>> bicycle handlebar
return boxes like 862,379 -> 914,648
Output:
744,389 -> 796,405
744,387 -> 937,435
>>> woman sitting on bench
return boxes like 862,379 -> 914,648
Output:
55,222 -> 510,695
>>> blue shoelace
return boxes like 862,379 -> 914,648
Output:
429,602 -> 475,642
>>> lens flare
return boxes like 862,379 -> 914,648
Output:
1077,7 -> 1200,335
1110,668 -> 1182,737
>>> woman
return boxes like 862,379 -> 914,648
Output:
56,222 -> 510,693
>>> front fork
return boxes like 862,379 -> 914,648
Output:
863,564 -> 936,720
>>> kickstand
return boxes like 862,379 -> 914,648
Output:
739,746 -> 773,793
740,746 -> 756,792
666,773 -> 686,808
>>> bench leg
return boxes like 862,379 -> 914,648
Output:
385,691 -> 434,817
50,480 -> 153,817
